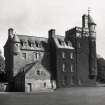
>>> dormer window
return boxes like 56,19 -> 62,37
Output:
58,39 -> 65,46
67,41 -> 72,47
58,39 -> 62,45
35,41 -> 38,47
28,40 -> 34,47
35,41 -> 41,48
28,40 -> 31,47
20,39 -> 27,47
20,41 -> 23,46
61,41 -> 65,46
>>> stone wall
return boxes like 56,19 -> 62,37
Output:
56,48 -> 75,88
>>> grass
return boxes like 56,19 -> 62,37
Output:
0,87 -> 105,105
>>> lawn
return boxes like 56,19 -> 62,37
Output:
0,87 -> 105,105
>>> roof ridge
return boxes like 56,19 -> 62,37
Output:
17,34 -> 48,39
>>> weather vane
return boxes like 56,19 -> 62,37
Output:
88,7 -> 91,15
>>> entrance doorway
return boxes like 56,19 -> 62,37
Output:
27,83 -> 32,92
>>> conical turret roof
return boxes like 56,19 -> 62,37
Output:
88,14 -> 96,25
13,35 -> 20,42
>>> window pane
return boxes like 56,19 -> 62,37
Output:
62,52 -> 65,58
62,64 -> 65,72
71,64 -> 73,72
70,53 -> 73,59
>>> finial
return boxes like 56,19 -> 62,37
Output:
88,7 -> 91,15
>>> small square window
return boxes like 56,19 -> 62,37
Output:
37,70 -> 40,75
22,53 -> 26,59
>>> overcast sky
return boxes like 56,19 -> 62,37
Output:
0,0 -> 105,58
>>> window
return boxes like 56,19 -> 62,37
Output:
16,44 -> 18,47
35,41 -> 39,47
62,76 -> 67,86
44,82 -> 46,88
62,64 -> 65,72
67,41 -> 72,46
36,52 -> 40,60
20,41 -> 23,46
78,80 -> 81,85
58,39 -> 65,46
78,43 -> 80,48
35,41 -> 41,48
22,53 -> 26,59
27,83 -> 32,92
70,53 -> 73,59
71,76 -> 74,85
28,40 -> 31,47
37,70 -> 40,75
71,64 -> 73,72
76,33 -> 81,38
62,52 -> 65,58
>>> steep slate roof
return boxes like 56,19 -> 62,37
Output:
17,35 -> 48,43
13,35 -> 20,42
53,35 -> 74,49
88,15 -> 96,25
16,34 -> 49,51
7,31 -> 75,51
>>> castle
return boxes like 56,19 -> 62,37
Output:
4,13 -> 97,92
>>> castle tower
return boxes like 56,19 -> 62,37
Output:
88,12 -> 97,79
8,28 -> 20,54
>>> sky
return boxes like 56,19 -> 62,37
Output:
0,0 -> 105,58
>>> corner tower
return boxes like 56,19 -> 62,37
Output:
65,11 -> 97,86
88,12 -> 97,79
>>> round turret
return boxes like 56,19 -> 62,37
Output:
88,15 -> 96,32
